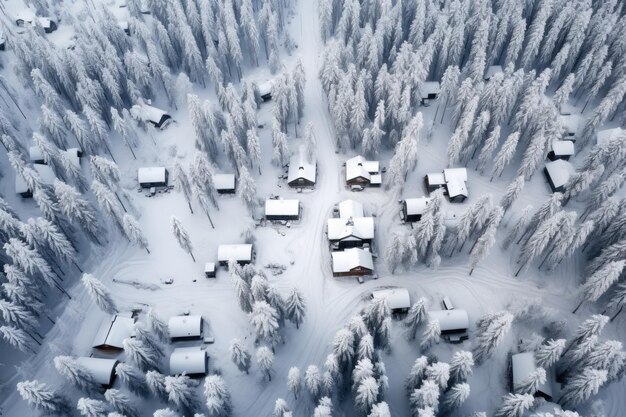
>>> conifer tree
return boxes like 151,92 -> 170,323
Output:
17,379 -> 72,415
170,216 -> 195,262
229,339 -> 251,374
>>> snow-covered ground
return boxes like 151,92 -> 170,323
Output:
0,0 -> 625,416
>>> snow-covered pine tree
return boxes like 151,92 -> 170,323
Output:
54,180 -> 103,245
473,311 -> 514,364
572,260 -> 625,313
122,214 -> 150,254
77,397 -> 109,417
449,351 -> 474,385
285,287 -> 306,329
164,374 -> 197,413
605,283 -> 626,321
54,356 -> 98,392
404,298 -> 428,340
500,176 -> 525,214
104,389 -> 138,417
173,163 -> 194,214
426,362 -> 450,389
420,319 -> 441,351
312,397 -> 333,417
17,379 -> 72,415
229,339 -> 251,374
490,132 -> 520,181
355,376 -> 379,414
305,365 -> 322,399
204,375 -> 232,417
153,408 -> 181,417
558,367 -> 607,406
1,326 -> 37,353
535,339 -> 566,368
287,367 -> 301,400
563,165 -> 605,205
148,309 -> 169,342
116,363 -> 148,397
170,216 -> 195,262
146,370 -> 169,401
406,356 -> 429,393
123,338 -> 160,371
493,393 -> 535,417
81,273 -> 117,314
409,379 -> 440,414
250,301 -> 280,348
516,367 -> 546,395
272,398 -> 290,417
256,346 -> 274,381
441,383 -> 470,412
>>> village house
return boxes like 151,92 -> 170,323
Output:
371,288 -> 411,315
265,199 -> 301,221
345,155 -> 381,187
425,168 -> 468,202
288,148 -> 317,188
544,159 -> 574,193
16,9 -> 57,33
547,141 -> 575,161
337,199 -> 364,218
331,247 -> 374,277
168,315 -> 203,340
169,347 -> 208,376
511,351 -> 556,401
76,357 -> 119,387
132,103 -> 173,129
258,81 -> 273,101
401,197 -> 431,222
217,244 -> 254,266
327,216 -> 375,249
420,81 -> 440,104
427,309 -> 469,343
559,114 -> 580,140
92,313 -> 135,351
138,167 -> 168,188
213,173 -> 236,194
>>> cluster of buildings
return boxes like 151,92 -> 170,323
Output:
15,146 -> 82,197
424,167 -> 469,203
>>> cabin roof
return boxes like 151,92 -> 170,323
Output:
169,347 -> 207,375
371,288 -> 411,310
265,199 -> 300,216
168,315 -> 202,338
217,244 -> 253,262
331,248 -> 373,273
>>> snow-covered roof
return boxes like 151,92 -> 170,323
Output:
288,150 -> 316,184
331,248 -> 374,273
138,167 -> 166,184
338,199 -> 364,218
258,81 -> 274,97
169,347 -> 207,375
404,197 -> 430,216
76,357 -> 118,385
370,174 -> 382,185
426,172 -> 446,186
545,159 -> 574,189
444,168 -> 468,198
217,244 -> 253,263
551,140 -> 575,156
92,313 -> 135,349
213,174 -> 236,191
168,315 -> 202,339
15,9 -> 53,29
428,309 -> 469,331
15,164 -> 56,194
29,146 -> 81,167
371,288 -> 410,310
346,156 -> 380,182
421,81 -> 440,98
327,217 -> 375,241
204,262 -> 215,273
28,146 -> 43,162
136,104 -> 169,123
559,114 -> 580,135
596,127 -> 625,146
484,65 -> 503,80
511,352 -> 554,398
265,199 -> 300,217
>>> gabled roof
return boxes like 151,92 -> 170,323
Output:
331,248 -> 374,273
288,149 -> 316,184
404,197 -> 430,216
560,114 -> 580,135
421,81 -> 441,98
346,156 -> 380,182
138,167 -> 167,184
258,81 -> 273,97
76,357 -> 118,385
217,244 -> 253,263
426,172 -> 446,186
443,168 -> 468,198
371,288 -> 411,310
92,313 -> 135,349
428,309 -> 469,331
132,104 -> 170,124
338,199 -> 364,218
169,347 -> 207,375
213,174 -> 236,191
265,199 -> 300,216
545,159 -> 574,189
168,315 -> 202,339
327,217 -> 375,241
512,352 -> 554,398
551,140 -> 575,156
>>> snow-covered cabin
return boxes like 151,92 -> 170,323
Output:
76,357 -> 119,387
345,156 -> 381,187
133,104 -> 172,129
288,149 -> 317,188
258,81 -> 274,101
371,288 -> 411,314
511,352 -> 556,400
265,199 -> 301,221
138,167 -> 168,188
596,127 -> 625,146
547,141 -> 575,161
168,315 -> 203,340
15,9 -> 57,33
92,313 -> 135,351
424,172 -> 446,193
559,114 -> 580,139
484,65 -> 503,81
331,248 -> 374,277
544,159 -> 574,193
444,168 -> 468,202
327,216 -> 375,249
29,146 -> 82,166
169,347 -> 208,376
402,197 -> 430,222
428,309 -> 469,342
213,174 -> 236,194
204,262 -> 216,278
420,81 -> 440,101
217,244 -> 253,265
338,199 -> 364,218
15,164 -> 56,197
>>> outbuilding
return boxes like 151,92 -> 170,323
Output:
138,167 -> 168,188
346,155 -> 381,187
204,262 -> 216,278
547,141 -> 575,161
288,149 -> 317,188
92,313 -> 135,351
132,104 -> 173,129
424,172 -> 446,193
168,315 -> 203,340
15,164 -> 56,197
371,288 -> 411,314
559,114 -> 580,139
420,81 -> 440,102
331,248 -> 374,277
428,309 -> 469,343
511,352 -> 556,400
327,216 -> 375,249
596,127 -> 625,146
265,199 -> 301,221
544,159 -> 574,193
76,357 -> 119,387
484,65 -> 503,81
213,174 -> 236,194
16,9 -> 57,33
217,244 -> 253,265
169,347 -> 208,376
258,81 -> 274,101
444,168 -> 468,203
402,197 -> 430,222
338,199 -> 364,218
